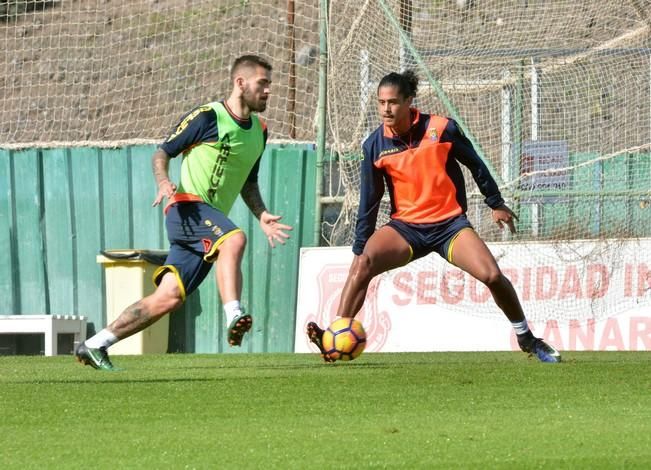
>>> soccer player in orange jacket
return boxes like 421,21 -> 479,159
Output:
307,70 -> 561,363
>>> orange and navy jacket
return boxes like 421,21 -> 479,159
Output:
352,109 -> 504,255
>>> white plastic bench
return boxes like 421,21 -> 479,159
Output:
0,315 -> 87,356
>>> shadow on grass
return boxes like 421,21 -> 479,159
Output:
163,361 -> 395,371
5,375 -> 298,385
2,362 -> 401,385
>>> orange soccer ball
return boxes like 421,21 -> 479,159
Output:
321,317 -> 367,361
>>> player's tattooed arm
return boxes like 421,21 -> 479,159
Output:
151,148 -> 177,207
243,180 -> 292,247
241,180 -> 268,219
151,148 -> 172,185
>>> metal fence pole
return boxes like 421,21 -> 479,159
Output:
315,0 -> 329,245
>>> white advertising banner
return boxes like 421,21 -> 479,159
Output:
294,240 -> 651,353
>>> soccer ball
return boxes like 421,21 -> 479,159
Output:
322,317 -> 366,361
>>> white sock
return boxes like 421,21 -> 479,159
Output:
511,320 -> 530,336
224,300 -> 244,325
85,328 -> 118,349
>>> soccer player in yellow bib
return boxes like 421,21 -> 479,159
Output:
76,55 -> 292,370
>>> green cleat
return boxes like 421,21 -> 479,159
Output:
228,314 -> 252,347
75,343 -> 117,371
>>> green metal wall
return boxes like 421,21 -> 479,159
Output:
0,144 -> 317,353
514,152 -> 651,239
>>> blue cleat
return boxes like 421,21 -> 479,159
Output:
519,336 -> 562,363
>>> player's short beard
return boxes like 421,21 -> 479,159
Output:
243,85 -> 267,112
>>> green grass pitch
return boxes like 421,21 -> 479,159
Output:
1,351 -> 650,468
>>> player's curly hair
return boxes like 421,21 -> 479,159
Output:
378,70 -> 418,99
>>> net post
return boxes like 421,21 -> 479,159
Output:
530,59 -> 540,237
315,0 -> 329,245
501,68 -> 513,241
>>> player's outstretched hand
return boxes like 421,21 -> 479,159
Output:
492,204 -> 518,234
152,179 -> 177,207
259,211 -> 292,248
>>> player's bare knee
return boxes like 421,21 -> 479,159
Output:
163,294 -> 184,313
352,253 -> 374,280
221,230 -> 247,255
149,295 -> 182,318
150,280 -> 184,315
478,269 -> 503,288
